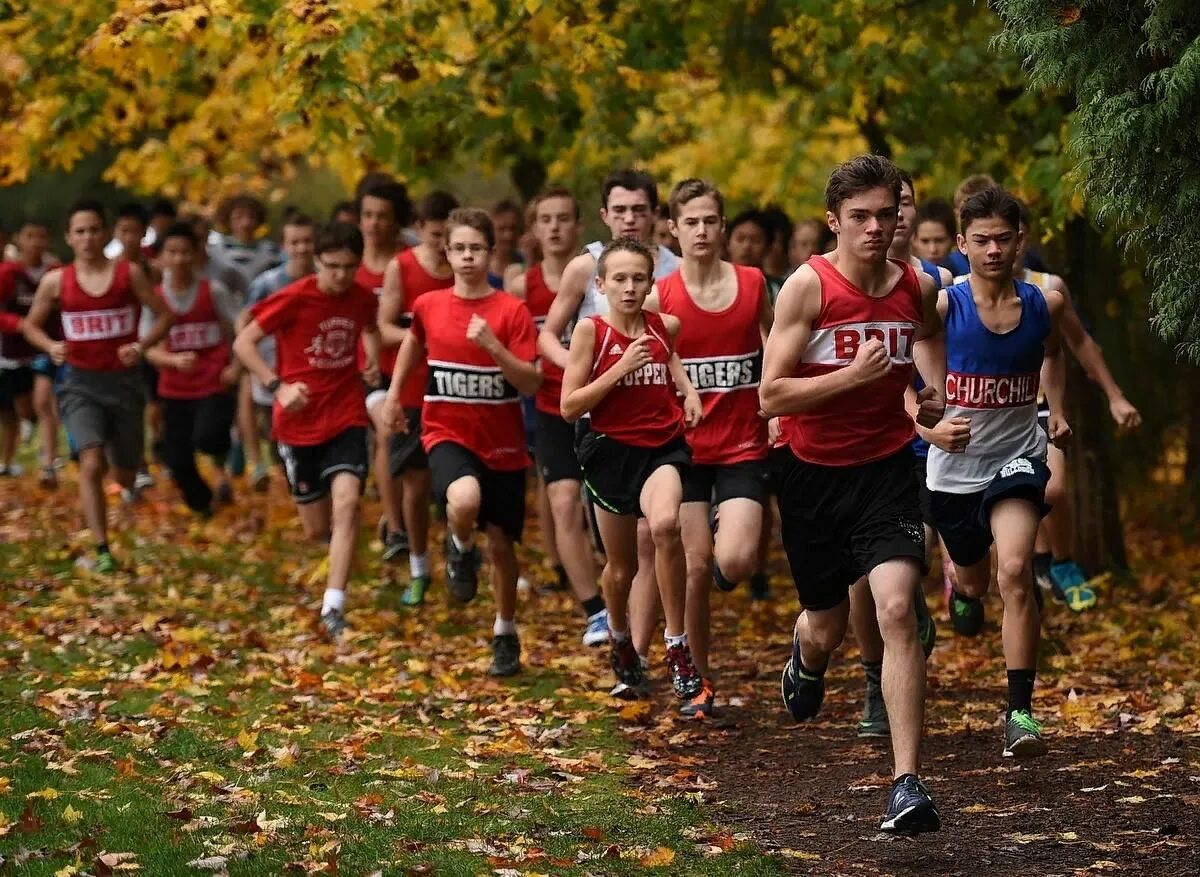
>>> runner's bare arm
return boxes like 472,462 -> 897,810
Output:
506,265 -> 527,298
760,266 -> 873,415
232,320 -> 275,386
128,262 -> 174,352
757,273 -> 774,346
381,330 -> 427,432
21,269 -> 63,358
912,275 -> 947,427
1041,289 -> 1071,445
377,258 -> 407,349
361,321 -> 382,386
663,314 -> 702,426
538,252 -> 591,369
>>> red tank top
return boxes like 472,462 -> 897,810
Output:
157,280 -> 230,400
657,263 -> 767,465
525,265 -> 565,415
395,249 -> 452,408
587,312 -> 683,448
0,262 -> 41,361
354,260 -> 388,373
60,260 -> 139,371
788,255 -> 922,466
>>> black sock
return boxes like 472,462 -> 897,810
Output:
862,659 -> 883,688
793,636 -> 827,677
713,562 -> 737,590
97,542 -> 110,556
1033,552 -> 1051,574
555,564 -> 568,588
751,572 -> 768,590
582,594 -> 606,618
1007,669 -> 1036,716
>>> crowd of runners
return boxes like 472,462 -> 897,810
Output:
0,155 -> 1143,835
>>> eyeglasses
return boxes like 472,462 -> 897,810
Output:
448,243 -> 490,255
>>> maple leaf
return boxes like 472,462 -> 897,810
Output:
639,847 -> 676,867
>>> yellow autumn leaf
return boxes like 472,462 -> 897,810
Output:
63,804 -> 83,824
27,787 -> 60,800
237,729 -> 259,752
639,847 -> 676,867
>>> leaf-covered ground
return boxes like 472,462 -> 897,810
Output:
2,464 -> 1198,877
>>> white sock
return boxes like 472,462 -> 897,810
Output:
664,632 -> 688,649
450,531 -> 473,552
609,626 -> 631,642
322,588 -> 345,615
409,553 -> 429,578
493,616 -> 517,636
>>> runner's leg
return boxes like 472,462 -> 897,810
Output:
868,558 -> 925,778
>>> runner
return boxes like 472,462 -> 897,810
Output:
912,199 -> 956,266
649,179 -> 772,718
144,222 -> 241,514
209,194 -> 282,290
381,207 -> 541,676
509,186 -> 610,645
487,199 -> 524,289
22,199 -> 175,573
560,238 -> 704,701
240,214 -> 318,488
760,155 -> 945,835
0,219 -> 53,479
929,186 -> 1070,758
233,221 -> 381,640
652,206 -> 679,256
372,190 -> 458,604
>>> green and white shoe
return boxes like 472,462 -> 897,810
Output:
1003,709 -> 1047,758
857,674 -> 890,739
400,575 -> 430,607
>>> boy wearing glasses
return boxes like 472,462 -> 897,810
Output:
382,208 -> 541,677
233,222 -> 382,640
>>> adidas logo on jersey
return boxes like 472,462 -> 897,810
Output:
608,343 -> 624,356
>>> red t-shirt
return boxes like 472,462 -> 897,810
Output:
250,276 -> 377,446
787,255 -> 923,466
157,280 -> 231,400
393,249 -> 453,408
60,261 -> 140,372
412,288 -> 536,471
657,263 -> 767,465
587,312 -> 683,448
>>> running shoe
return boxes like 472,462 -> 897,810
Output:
680,677 -> 715,720
780,637 -> 825,722
400,575 -> 430,607
857,676 -> 889,738
914,590 -> 936,658
609,637 -> 647,699
94,550 -> 117,575
0,462 -> 24,477
749,572 -> 769,601
38,466 -> 57,488
949,591 -> 985,636
1033,553 -> 1054,591
214,480 -> 234,506
134,469 -> 155,491
664,641 -> 702,700
489,633 -> 521,676
537,564 -> 569,593
319,608 -> 347,641
1002,709 -> 1047,758
381,530 -> 409,562
444,533 -> 481,603
880,774 -> 941,836
582,610 -> 610,647
250,463 -> 270,492
1049,560 -> 1097,612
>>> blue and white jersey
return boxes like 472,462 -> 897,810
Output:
909,259 -> 942,459
576,240 -> 679,321
927,279 -> 1050,493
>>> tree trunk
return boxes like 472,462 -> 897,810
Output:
1186,368 -> 1200,510
1063,218 -> 1128,572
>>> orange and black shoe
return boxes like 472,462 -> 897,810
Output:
680,677 -> 715,720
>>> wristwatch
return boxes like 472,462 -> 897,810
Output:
267,378 -> 282,395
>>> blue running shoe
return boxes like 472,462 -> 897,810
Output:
1049,560 -> 1097,612
880,774 -> 941,835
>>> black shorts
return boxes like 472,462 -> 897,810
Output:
681,459 -> 767,506
766,444 -> 792,497
775,447 -> 926,612
428,441 -> 526,542
535,409 -> 580,485
0,366 -> 34,410
141,360 -> 160,402
931,455 -> 1051,568
578,428 -> 691,518
913,454 -> 934,526
278,426 -> 369,505
388,407 -> 428,474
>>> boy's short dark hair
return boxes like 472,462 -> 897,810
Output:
115,201 -> 149,227
530,186 -> 580,220
958,186 -> 1022,235
668,178 -> 724,221
67,198 -> 106,226
727,209 -> 771,238
360,181 -> 414,226
446,207 -> 496,250
824,154 -> 903,216
915,198 -> 957,235
601,169 -> 659,211
158,221 -> 199,249
149,197 -> 176,221
597,238 -> 654,277
315,221 -> 364,258
416,190 -> 460,224
222,194 -> 267,227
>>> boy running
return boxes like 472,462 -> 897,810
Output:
381,208 -> 541,676
234,222 -> 381,640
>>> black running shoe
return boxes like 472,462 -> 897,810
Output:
857,675 -> 889,739
880,774 -> 941,836
381,529 -> 409,562
319,609 -> 347,641
949,591 -> 985,637
680,677 -> 715,720
664,641 -> 703,700
444,533 -> 481,603
489,633 -> 521,677
609,637 -> 647,699
780,637 -> 825,722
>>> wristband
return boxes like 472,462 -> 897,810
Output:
267,378 -> 282,395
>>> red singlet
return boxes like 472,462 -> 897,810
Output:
787,255 -> 923,466
526,265 -> 565,416
657,263 -> 767,465
394,249 -> 452,408
60,261 -> 139,372
157,280 -> 230,400
586,312 -> 683,448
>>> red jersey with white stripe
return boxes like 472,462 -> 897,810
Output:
412,288 -> 537,471
788,255 -> 923,466
157,280 -> 230,400
657,263 -> 767,465
60,260 -> 140,372
587,312 -> 683,448
395,249 -> 452,408
525,264 -> 565,415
